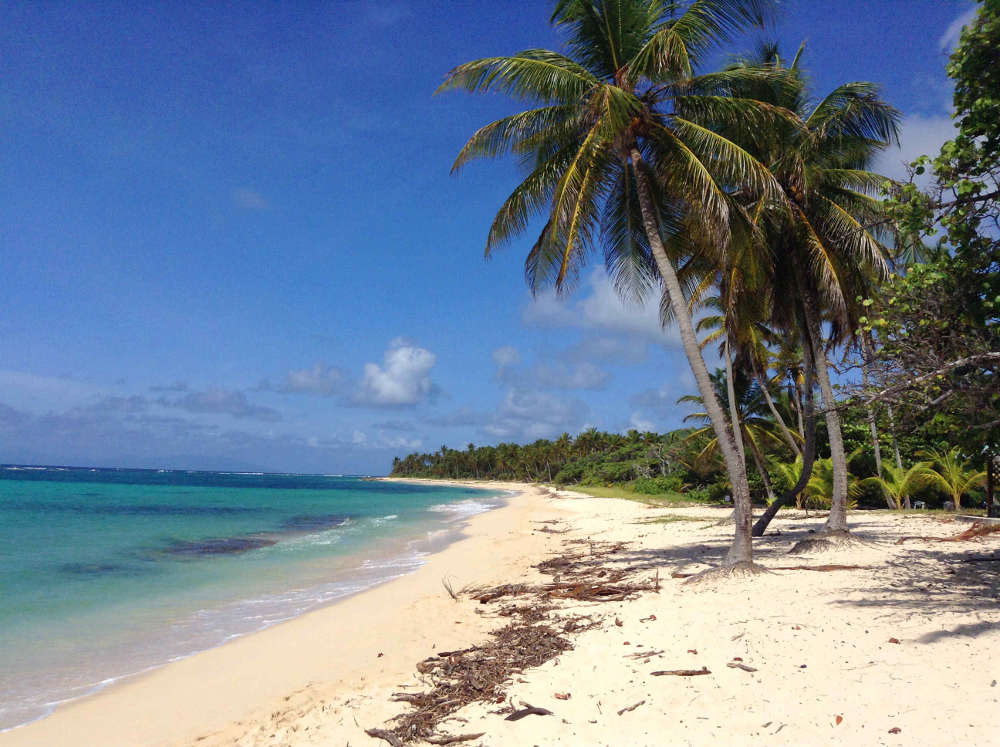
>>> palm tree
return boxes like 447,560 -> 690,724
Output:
678,367 -> 787,503
921,447 -> 986,511
860,462 -> 938,511
801,458 -> 860,510
440,0 -> 787,570
718,43 -> 900,536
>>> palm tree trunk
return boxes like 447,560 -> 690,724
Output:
630,148 -> 753,566
801,295 -> 850,533
791,376 -> 806,438
752,357 -> 802,458
860,334 -> 883,478
724,337 -> 747,466
746,431 -> 777,504
752,330 -> 817,536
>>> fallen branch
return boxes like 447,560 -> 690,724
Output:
617,700 -> 646,716
651,667 -> 711,677
424,733 -> 486,745
727,662 -> 758,672
896,522 -> 1000,545
505,704 -> 553,721
365,728 -> 403,747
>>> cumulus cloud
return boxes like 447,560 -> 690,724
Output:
263,363 -> 347,397
531,361 -> 609,390
938,6 -> 977,51
629,412 -> 657,433
875,114 -> 957,182
524,269 -> 678,346
492,345 -> 521,377
484,389 -> 587,441
354,338 -> 436,407
159,388 -> 281,421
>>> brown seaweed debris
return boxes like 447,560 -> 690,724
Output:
366,538 -> 656,743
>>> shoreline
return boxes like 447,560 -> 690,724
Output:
0,479 -> 552,746
4,480 -> 999,745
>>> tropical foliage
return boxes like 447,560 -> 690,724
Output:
407,0 -> 1000,564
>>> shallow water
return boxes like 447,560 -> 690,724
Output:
0,466 -> 504,730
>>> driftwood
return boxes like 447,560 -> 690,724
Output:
617,700 -> 646,715
504,704 -> 554,721
896,522 -> 1000,545
651,666 -> 711,677
365,728 -> 403,747
727,662 -> 758,672
424,733 -> 486,745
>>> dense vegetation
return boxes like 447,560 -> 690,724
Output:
397,0 -> 999,571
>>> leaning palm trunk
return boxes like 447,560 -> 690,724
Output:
724,338 -> 748,465
802,295 -> 850,532
752,326 -> 817,536
860,333 -> 883,478
746,431 -> 777,504
631,149 -> 753,566
751,357 -> 801,458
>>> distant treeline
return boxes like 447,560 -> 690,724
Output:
391,428 -> 727,501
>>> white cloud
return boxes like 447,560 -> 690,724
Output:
232,187 -> 270,210
938,7 -> 977,51
530,361 -> 609,390
484,389 -> 586,441
269,363 -> 346,396
629,412 -> 657,432
523,269 -> 678,346
875,114 -> 957,182
492,345 -> 521,377
355,338 -> 436,407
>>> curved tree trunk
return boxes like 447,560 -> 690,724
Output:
752,356 -> 802,458
724,338 -> 748,465
752,328 -> 817,536
801,295 -> 850,533
631,149 -> 753,566
860,333 -> 883,478
746,430 -> 777,504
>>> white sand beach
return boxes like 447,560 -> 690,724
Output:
4,481 -> 999,746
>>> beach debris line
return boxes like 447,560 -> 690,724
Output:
365,538 -> 657,744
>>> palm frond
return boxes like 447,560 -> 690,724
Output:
437,50 -> 599,103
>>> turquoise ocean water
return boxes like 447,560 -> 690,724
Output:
0,466 -> 505,731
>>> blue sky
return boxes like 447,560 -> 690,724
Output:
0,0 -> 976,473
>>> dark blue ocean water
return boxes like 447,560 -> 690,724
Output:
0,466 -> 504,730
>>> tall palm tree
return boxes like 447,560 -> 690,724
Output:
921,447 -> 986,511
718,43 -> 900,536
439,0 -> 788,569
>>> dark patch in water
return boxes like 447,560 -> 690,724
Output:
163,536 -> 277,557
279,514 -> 351,532
59,562 -> 154,578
